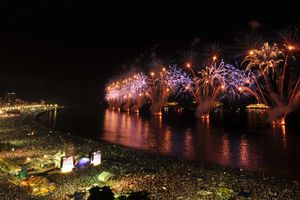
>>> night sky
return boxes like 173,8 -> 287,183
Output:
0,1 -> 299,105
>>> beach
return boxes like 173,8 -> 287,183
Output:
0,110 -> 300,200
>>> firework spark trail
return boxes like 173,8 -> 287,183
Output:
222,64 -> 257,101
165,65 -> 193,96
105,39 -> 299,123
105,72 -> 149,110
105,66 -> 192,114
243,43 -> 284,98
242,42 -> 300,123
184,60 -> 256,118
148,66 -> 193,115
130,73 -> 149,112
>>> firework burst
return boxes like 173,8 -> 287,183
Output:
242,42 -> 300,123
147,66 -> 192,115
105,72 -> 149,111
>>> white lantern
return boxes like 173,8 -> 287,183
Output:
61,156 -> 74,173
90,151 -> 101,166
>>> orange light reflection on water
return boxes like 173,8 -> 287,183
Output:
103,109 -> 199,157
161,128 -> 172,154
101,109 -> 295,176
103,109 -> 150,148
201,117 -> 210,128
184,130 -> 195,159
219,134 -> 230,166
239,136 -> 249,167
281,125 -> 287,151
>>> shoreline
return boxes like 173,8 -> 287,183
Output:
0,110 -> 300,199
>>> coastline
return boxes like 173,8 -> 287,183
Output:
0,110 -> 300,199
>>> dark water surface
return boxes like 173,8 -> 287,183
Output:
38,106 -> 300,179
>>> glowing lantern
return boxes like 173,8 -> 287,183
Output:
75,157 -> 90,168
90,151 -> 101,166
98,171 -> 114,182
61,156 -> 74,173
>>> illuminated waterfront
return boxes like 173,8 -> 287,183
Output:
0,108 -> 297,199
44,107 -> 300,179
2,2 -> 300,199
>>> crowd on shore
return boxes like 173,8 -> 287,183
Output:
0,111 -> 300,199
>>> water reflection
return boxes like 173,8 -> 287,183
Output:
281,125 -> 287,151
103,109 -> 189,156
36,108 -> 57,128
239,136 -> 249,167
184,129 -> 194,159
201,117 -> 210,128
102,109 -> 300,178
219,134 -> 230,166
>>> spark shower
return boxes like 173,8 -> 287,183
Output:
105,36 -> 300,125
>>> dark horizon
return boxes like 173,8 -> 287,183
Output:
1,2 -> 300,105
